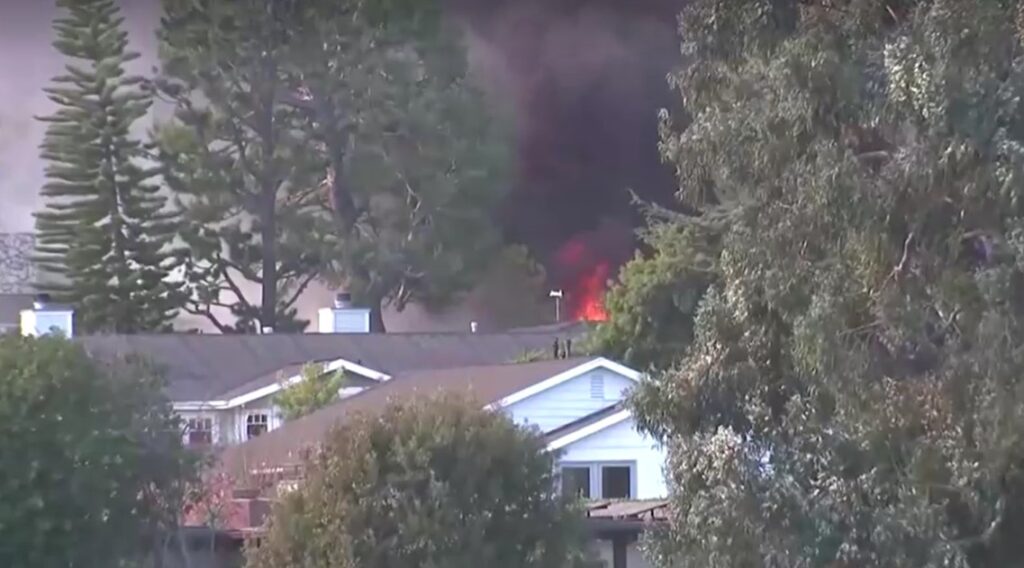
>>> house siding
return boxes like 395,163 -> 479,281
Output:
504,368 -> 635,433
557,417 -> 667,499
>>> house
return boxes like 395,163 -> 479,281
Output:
10,295 -> 587,447
15,294 -> 665,566
216,356 -> 668,568
219,357 -> 667,500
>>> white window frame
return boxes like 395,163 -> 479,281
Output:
245,411 -> 270,440
558,461 -> 637,499
185,415 -> 215,447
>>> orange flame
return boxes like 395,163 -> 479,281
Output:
570,262 -> 610,322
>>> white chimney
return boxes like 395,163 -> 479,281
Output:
317,293 -> 371,333
21,294 -> 74,338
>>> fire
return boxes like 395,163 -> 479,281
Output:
570,262 -> 610,322
553,231 -> 619,322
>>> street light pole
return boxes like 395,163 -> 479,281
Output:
549,290 -> 564,322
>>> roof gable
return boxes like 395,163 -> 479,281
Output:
219,357 -> 604,475
488,357 -> 641,409
77,328 -> 585,402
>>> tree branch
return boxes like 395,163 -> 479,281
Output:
282,272 -> 319,310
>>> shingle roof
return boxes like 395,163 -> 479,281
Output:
219,357 -> 598,476
76,328 -> 585,402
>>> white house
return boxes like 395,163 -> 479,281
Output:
220,356 -> 668,568
222,356 -> 667,501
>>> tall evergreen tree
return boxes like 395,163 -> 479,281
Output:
35,0 -> 183,333
155,0 -> 510,333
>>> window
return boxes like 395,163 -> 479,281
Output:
560,462 -> 635,499
186,417 -> 213,446
601,465 -> 632,499
246,413 -> 269,439
561,466 -> 591,498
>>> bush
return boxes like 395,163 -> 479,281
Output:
248,394 -> 590,568
0,334 -> 196,566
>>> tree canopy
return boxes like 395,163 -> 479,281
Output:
156,0 -> 510,332
34,0 -> 183,333
275,364 -> 347,421
592,0 -> 1024,565
0,334 -> 196,567
248,394 -> 589,568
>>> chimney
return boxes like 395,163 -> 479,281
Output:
21,294 -> 74,338
470,321 -> 478,334
317,293 -> 371,333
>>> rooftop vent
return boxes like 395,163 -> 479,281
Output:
21,294 -> 74,338
318,292 -> 370,334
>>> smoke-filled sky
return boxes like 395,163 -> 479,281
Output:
1,0 -> 682,244
0,0 -> 683,328
0,0 -> 162,232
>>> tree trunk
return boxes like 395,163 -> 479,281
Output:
260,189 -> 277,331
258,53 -> 278,333
370,297 -> 386,333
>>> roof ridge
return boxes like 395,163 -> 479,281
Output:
75,330 -> 583,339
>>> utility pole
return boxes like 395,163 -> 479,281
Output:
549,290 -> 564,322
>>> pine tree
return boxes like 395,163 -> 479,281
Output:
35,0 -> 183,333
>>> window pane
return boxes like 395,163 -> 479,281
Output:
187,418 -> 212,446
561,466 -> 591,498
601,466 -> 631,499
246,414 -> 268,439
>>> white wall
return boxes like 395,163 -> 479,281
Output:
175,384 -> 372,446
504,367 -> 635,433
558,416 -> 667,499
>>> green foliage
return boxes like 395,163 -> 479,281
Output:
275,364 -> 347,421
0,334 -> 197,567
155,0 -> 329,333
156,0 -> 511,332
629,1 -> 1024,566
590,207 -> 717,368
305,10 -> 513,329
35,0 -> 183,333
247,394 -> 589,568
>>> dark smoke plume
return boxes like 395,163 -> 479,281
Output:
453,0 -> 684,313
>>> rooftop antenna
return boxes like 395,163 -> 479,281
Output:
548,289 -> 564,322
